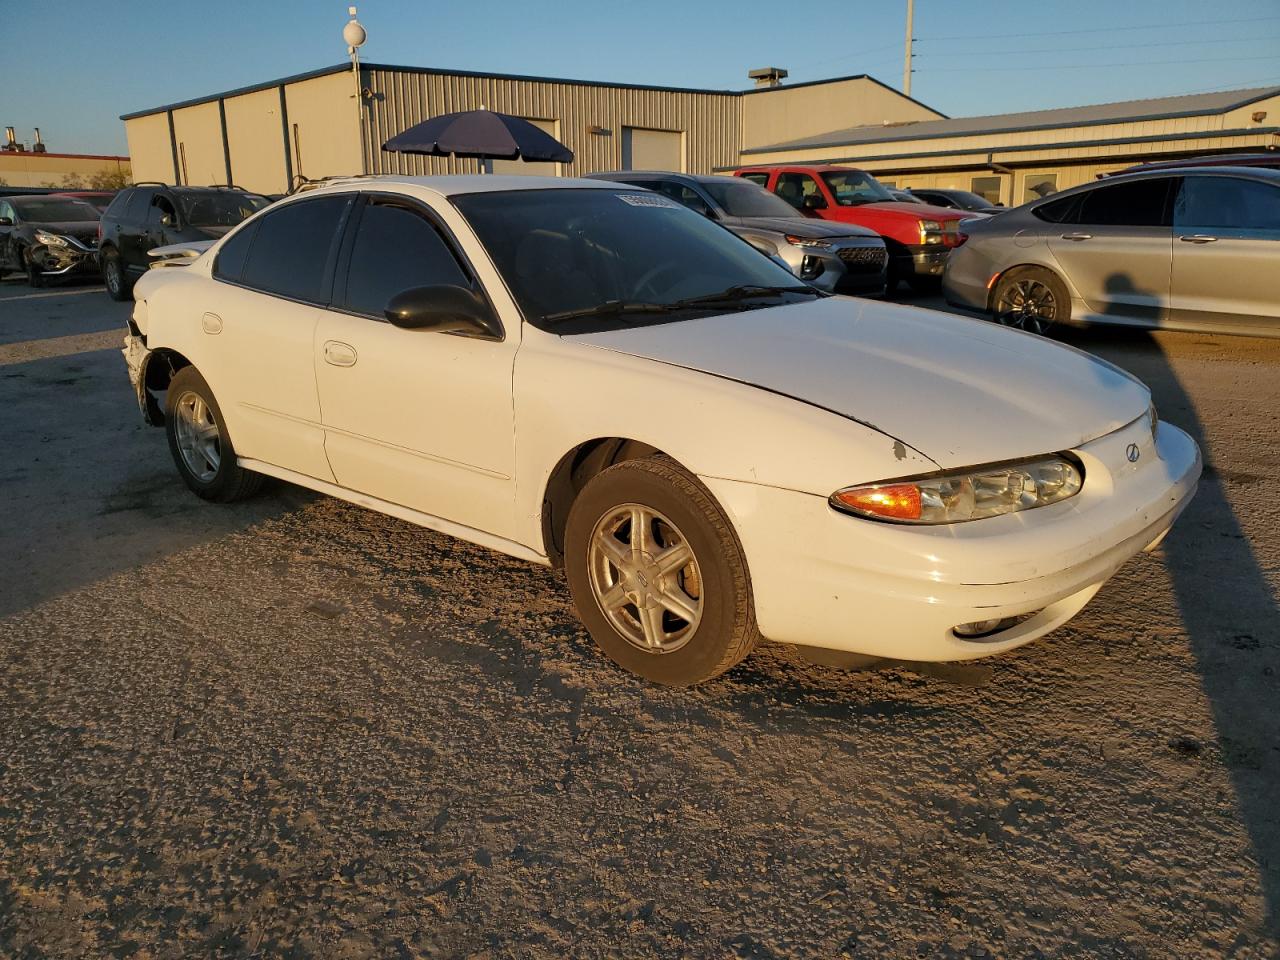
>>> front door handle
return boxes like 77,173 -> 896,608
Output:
1060,232 -> 1093,241
323,340 -> 357,367
1179,234 -> 1218,244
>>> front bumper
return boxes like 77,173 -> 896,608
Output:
704,418 -> 1201,662
28,238 -> 101,279
122,331 -> 163,425
904,244 -> 951,277
784,241 -> 888,296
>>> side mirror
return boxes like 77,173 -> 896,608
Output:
0,217 -> 12,227
801,194 -> 827,211
160,213 -> 174,227
385,284 -> 501,339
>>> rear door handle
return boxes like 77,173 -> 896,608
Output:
1060,232 -> 1092,241
323,340 -> 357,367
1179,234 -> 1218,243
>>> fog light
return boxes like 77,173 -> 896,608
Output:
800,255 -> 824,280
954,618 -> 1008,637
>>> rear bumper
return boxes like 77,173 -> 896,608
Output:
703,420 -> 1201,662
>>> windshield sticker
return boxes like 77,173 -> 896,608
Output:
617,193 -> 681,209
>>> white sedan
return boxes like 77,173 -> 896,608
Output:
122,176 -> 1200,686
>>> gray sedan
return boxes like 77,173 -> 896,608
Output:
943,167 -> 1280,338
587,172 -> 888,295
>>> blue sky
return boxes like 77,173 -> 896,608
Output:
8,0 -> 1280,156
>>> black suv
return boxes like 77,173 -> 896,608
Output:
99,184 -> 269,300
0,194 -> 102,286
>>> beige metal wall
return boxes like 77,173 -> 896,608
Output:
741,77 -> 943,151
124,112 -> 175,183
491,118 -> 561,176
362,68 -> 741,177
171,100 -> 226,187
284,72 -> 362,183
0,152 -> 131,189
224,88 -> 290,195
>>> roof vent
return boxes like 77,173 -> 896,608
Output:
3,126 -> 17,152
748,67 -> 788,89
32,127 -> 46,153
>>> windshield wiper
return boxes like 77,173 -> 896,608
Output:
540,299 -> 683,325
671,283 -> 825,307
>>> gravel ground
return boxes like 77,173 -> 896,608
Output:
1,281 -> 1277,958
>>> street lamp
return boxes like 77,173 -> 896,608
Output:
345,6 -> 368,174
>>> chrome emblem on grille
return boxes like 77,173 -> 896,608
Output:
1126,443 -> 1141,463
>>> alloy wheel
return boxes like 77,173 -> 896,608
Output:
173,390 -> 221,482
586,503 -> 703,654
104,259 -> 121,296
996,278 -> 1057,334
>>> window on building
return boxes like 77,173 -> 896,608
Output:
1023,174 -> 1058,204
340,199 -> 471,318
1174,176 -> 1280,232
238,195 -> 349,303
1075,178 -> 1174,227
970,176 -> 1002,205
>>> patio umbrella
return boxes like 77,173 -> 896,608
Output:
382,109 -> 573,164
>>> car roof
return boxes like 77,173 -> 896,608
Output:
587,170 -> 743,186
302,174 -> 628,199
1125,152 -> 1280,171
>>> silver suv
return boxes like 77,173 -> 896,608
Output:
944,167 -> 1280,338
588,172 -> 888,296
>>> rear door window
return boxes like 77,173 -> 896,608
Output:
338,198 -> 472,318
238,195 -> 350,304
1174,176 -> 1280,232
124,188 -> 155,222
774,173 -> 824,210
738,172 -> 769,188
212,222 -> 259,283
1074,178 -> 1174,227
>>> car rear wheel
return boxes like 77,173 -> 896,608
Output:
102,248 -> 132,301
564,455 -> 759,686
992,267 -> 1070,335
165,366 -> 263,502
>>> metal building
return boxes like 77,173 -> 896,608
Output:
118,63 -> 940,195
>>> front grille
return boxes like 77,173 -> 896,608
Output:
837,246 -> 888,273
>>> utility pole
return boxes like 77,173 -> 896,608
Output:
344,6 -> 368,176
903,0 -> 915,96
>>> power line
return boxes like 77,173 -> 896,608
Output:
809,42 -> 901,68
919,53 -> 1280,74
920,33 -> 1280,58
916,14 -> 1280,43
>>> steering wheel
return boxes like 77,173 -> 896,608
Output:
631,262 -> 685,300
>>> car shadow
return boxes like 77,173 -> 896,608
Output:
1055,273 -> 1280,937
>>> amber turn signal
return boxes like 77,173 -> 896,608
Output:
832,483 -> 922,521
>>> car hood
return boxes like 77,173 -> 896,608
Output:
859,201 -> 978,221
724,216 -> 880,240
574,297 -> 1149,470
32,220 -> 99,240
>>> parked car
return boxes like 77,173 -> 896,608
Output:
734,164 -> 977,292
99,183 -> 269,300
0,194 -> 102,286
56,190 -> 118,213
586,171 -> 888,295
122,175 -> 1199,686
907,188 -> 1003,214
944,167 -> 1280,338
889,189 -> 926,204
1108,152 -> 1280,176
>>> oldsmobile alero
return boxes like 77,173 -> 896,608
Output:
121,176 -> 1201,685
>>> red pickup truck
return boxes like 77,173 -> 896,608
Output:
734,164 -> 977,292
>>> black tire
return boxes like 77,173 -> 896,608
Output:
164,366 -> 263,503
564,455 -> 759,686
102,247 -> 132,301
907,274 -> 942,295
991,266 -> 1071,336
22,247 -> 44,288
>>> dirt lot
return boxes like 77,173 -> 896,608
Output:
1,280 -> 1277,959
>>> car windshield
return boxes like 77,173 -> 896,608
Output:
177,191 -> 269,227
821,170 -> 894,206
13,197 -> 99,222
943,191 -> 994,211
701,180 -> 801,219
453,188 -> 819,333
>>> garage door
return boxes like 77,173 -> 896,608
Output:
491,119 -> 562,177
622,128 -> 684,172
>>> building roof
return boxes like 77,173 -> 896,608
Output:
119,63 -> 925,121
743,86 -> 1280,155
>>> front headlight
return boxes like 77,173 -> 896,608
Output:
34,229 -> 68,247
784,234 -> 833,250
919,219 -> 944,244
831,455 -> 1083,524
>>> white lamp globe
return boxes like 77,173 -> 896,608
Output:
343,18 -> 366,48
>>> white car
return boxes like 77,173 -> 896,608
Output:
122,175 -> 1201,686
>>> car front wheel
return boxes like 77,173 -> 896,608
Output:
564,455 -> 759,685
164,366 -> 262,502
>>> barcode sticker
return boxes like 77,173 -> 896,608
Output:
617,193 -> 681,209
